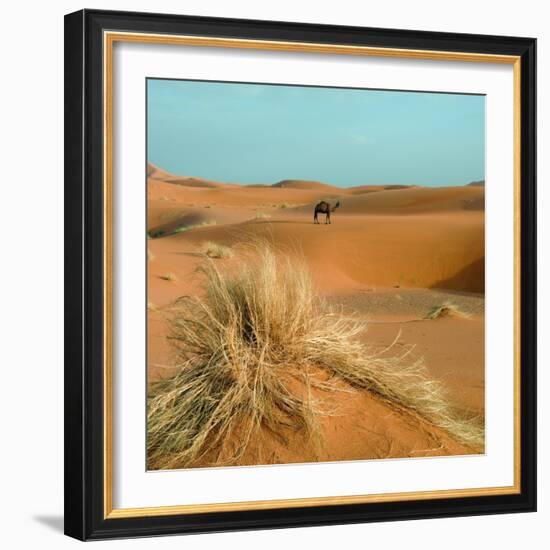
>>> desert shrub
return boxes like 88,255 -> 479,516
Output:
425,302 -> 471,320
148,221 -> 217,240
173,220 -> 217,234
254,211 -> 271,219
147,243 -> 483,469
200,241 -> 234,259
147,229 -> 166,239
159,272 -> 177,282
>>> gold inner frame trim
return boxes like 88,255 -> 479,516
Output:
103,30 -> 522,520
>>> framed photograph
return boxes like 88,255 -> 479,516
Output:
64,9 -> 536,540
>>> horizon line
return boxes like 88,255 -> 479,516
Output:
147,161 -> 485,189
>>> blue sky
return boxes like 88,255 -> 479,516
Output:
147,79 -> 485,188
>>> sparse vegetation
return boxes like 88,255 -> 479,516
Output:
149,220 -> 217,239
147,243 -> 484,470
148,229 -> 166,239
425,302 -> 471,320
160,272 -> 177,282
148,249 -> 155,261
173,220 -> 217,234
200,241 -> 234,259
254,211 -> 271,220
148,302 -> 158,311
277,202 -> 305,209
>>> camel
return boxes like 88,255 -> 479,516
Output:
314,200 -> 340,224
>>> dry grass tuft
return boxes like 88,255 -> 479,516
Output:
173,220 -> 217,234
147,243 -> 484,469
200,241 -> 234,259
149,221 -> 217,240
425,302 -> 471,320
160,272 -> 178,282
254,211 -> 271,220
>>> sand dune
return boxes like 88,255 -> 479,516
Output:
149,176 -> 342,208
165,177 -> 231,189
147,164 -> 485,467
272,179 -> 343,192
147,165 -> 485,299
148,288 -> 484,410
150,320 -> 483,468
147,162 -> 174,179
150,212 -> 484,294
182,364 -> 476,469
148,162 -> 231,189
330,186 -> 485,215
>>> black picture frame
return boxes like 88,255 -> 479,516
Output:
64,8 -> 537,541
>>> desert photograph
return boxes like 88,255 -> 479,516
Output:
146,79 -> 486,471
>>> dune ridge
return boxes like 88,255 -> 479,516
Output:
147,244 -> 482,469
146,163 -> 486,468
148,162 -> 232,189
272,179 -> 343,192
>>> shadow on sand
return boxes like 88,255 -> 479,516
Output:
431,258 -> 485,294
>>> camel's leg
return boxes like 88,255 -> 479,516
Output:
314,210 -> 318,224
326,211 -> 330,224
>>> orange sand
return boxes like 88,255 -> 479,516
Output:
146,163 -> 485,466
